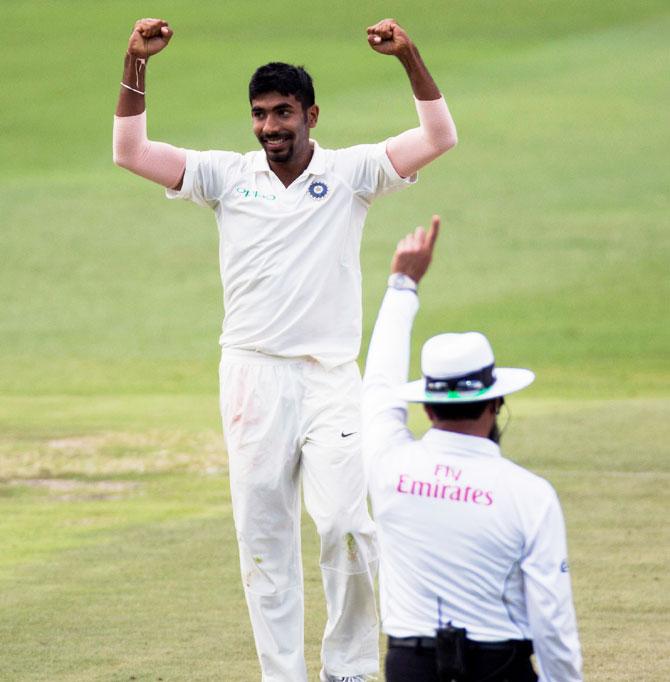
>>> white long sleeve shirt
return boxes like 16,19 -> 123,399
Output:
362,288 -> 582,681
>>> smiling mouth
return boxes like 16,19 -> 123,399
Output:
262,135 -> 292,149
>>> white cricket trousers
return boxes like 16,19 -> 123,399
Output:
219,351 -> 379,682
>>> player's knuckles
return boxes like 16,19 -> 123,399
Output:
138,19 -> 163,33
371,18 -> 393,32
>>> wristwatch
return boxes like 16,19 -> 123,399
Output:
387,273 -> 417,292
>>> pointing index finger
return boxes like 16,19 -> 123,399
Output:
427,215 -> 441,249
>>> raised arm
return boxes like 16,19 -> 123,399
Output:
113,18 -> 186,190
362,216 -> 441,463
367,19 -> 457,178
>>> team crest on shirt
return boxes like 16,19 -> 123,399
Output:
308,181 -> 329,200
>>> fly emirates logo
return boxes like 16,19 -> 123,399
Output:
396,464 -> 493,506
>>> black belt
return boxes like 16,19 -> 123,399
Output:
389,636 -> 438,650
388,636 -> 532,655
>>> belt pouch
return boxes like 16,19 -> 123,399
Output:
436,623 -> 468,681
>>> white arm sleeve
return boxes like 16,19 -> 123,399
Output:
521,490 -> 583,681
386,96 -> 457,178
113,112 -> 187,189
362,288 -> 419,473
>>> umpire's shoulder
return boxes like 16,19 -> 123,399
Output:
499,457 -> 559,505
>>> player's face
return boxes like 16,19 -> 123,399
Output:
251,92 -> 318,164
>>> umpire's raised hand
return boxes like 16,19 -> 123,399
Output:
391,215 -> 441,284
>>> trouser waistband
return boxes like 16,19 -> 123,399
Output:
388,636 -> 533,655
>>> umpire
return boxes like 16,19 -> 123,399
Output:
362,217 -> 582,681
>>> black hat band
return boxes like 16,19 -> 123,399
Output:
425,363 -> 495,393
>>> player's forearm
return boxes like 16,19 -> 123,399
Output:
113,49 -> 186,188
397,44 -> 441,101
384,44 -> 457,177
364,288 -> 418,397
116,52 -> 147,117
362,287 -> 418,450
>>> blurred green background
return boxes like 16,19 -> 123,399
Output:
1,1 -> 668,679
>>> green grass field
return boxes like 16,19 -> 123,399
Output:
1,0 -> 669,679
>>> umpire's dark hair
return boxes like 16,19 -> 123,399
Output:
249,62 -> 315,110
426,399 -> 494,421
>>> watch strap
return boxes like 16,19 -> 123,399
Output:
387,273 -> 418,292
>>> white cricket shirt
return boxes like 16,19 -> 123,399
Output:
167,141 -> 414,368
362,289 -> 583,682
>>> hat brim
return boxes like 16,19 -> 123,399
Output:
398,368 -> 535,403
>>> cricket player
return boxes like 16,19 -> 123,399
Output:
362,218 -> 582,681
113,17 -> 457,682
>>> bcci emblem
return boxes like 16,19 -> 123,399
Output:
308,181 -> 328,200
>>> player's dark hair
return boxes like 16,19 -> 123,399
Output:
249,62 -> 315,110
427,400 -> 493,421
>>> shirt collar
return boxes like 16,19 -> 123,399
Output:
422,428 -> 502,459
252,139 -> 325,177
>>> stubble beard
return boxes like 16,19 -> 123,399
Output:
488,420 -> 501,444
264,144 -> 294,164
259,133 -> 296,165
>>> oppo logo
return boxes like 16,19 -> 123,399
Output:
235,186 -> 277,201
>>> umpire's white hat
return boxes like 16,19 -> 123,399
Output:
398,331 -> 535,403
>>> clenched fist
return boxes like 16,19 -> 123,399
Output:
367,18 -> 413,58
127,18 -> 174,58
